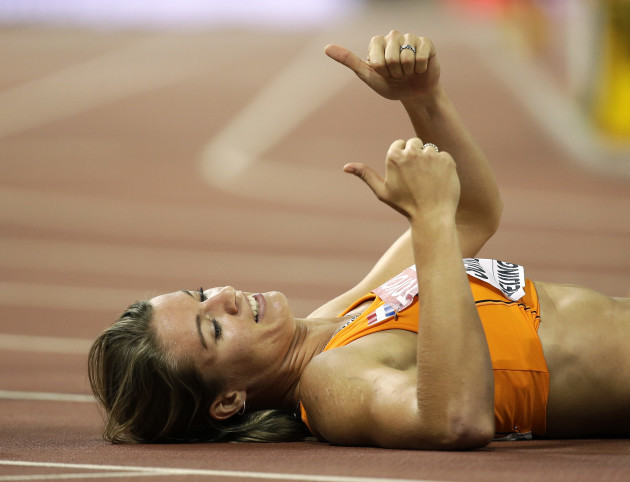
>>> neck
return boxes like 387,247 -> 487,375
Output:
247,316 -> 342,411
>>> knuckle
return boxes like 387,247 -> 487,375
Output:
384,50 -> 399,63
403,33 -> 417,44
401,56 -> 415,66
409,137 -> 422,145
418,36 -> 431,50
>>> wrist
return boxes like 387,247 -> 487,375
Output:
409,208 -> 457,231
410,212 -> 459,257
400,83 -> 447,116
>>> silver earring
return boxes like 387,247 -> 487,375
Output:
238,400 -> 246,416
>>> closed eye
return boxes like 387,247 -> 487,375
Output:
198,287 -> 221,340
211,319 -> 222,340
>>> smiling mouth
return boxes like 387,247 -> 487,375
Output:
246,293 -> 260,322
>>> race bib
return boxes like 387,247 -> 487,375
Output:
369,258 -> 526,326
462,258 -> 525,301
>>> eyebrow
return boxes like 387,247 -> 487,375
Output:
181,290 -> 207,349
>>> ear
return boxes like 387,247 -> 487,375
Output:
209,390 -> 246,420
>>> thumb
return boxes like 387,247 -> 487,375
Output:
325,44 -> 370,79
343,163 -> 386,199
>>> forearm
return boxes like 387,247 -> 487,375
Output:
411,215 -> 494,440
403,86 -> 503,253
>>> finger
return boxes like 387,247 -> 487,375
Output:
366,35 -> 388,78
404,137 -> 424,153
384,35 -> 403,78
400,33 -> 417,75
422,142 -> 440,153
390,139 -> 407,149
415,37 -> 436,74
343,163 -> 386,199
324,44 -> 372,80
387,139 -> 407,160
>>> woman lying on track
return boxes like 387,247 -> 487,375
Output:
88,31 -> 630,450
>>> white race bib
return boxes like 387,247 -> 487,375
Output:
369,258 -> 526,326
462,258 -> 526,301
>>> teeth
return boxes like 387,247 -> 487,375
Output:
247,294 -> 259,320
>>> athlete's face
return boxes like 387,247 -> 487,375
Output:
151,286 -> 295,388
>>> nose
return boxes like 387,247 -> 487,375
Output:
203,286 -> 238,315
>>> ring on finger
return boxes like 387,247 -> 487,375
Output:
422,143 -> 439,152
400,44 -> 416,54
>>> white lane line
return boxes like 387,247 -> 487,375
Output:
0,472 -> 165,481
197,26 -> 371,210
199,36 -> 352,180
0,333 -> 92,354
0,390 -> 94,403
198,25 -> 358,181
0,461 -> 441,482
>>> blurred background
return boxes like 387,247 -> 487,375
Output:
0,0 -> 628,373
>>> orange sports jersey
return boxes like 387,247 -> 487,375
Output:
300,276 -> 549,438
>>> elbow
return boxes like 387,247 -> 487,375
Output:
421,412 -> 495,450
429,426 -> 494,451
446,398 -> 496,450
448,418 -> 494,450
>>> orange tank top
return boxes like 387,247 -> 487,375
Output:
300,276 -> 549,438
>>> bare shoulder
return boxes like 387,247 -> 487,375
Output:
300,341 -> 419,448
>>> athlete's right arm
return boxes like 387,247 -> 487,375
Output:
302,139 -> 495,450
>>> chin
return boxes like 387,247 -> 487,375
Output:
266,291 -> 294,323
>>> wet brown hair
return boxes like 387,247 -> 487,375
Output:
88,300 -> 310,443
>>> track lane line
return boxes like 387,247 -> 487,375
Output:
0,471 -> 166,480
0,461 -> 444,482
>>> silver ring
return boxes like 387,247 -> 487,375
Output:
400,44 -> 416,54
423,143 -> 439,152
